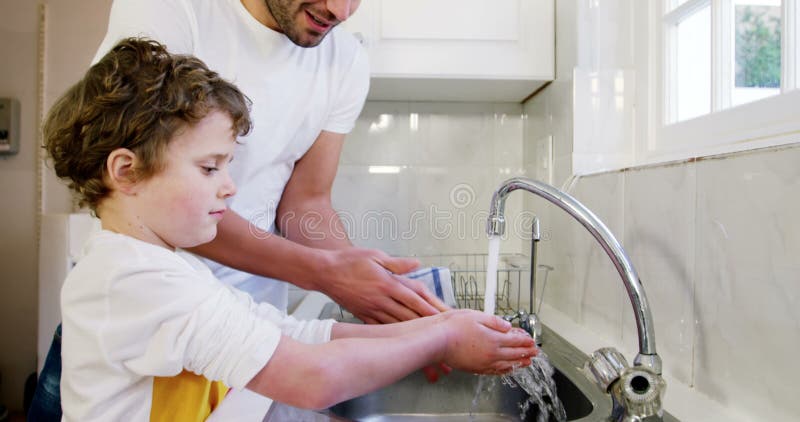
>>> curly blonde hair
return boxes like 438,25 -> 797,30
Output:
43,38 -> 252,210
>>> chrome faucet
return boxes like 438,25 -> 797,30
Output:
502,216 -> 544,344
486,177 -> 662,375
503,310 -> 542,345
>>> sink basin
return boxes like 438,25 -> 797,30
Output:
312,303 -> 615,422
328,365 -> 592,421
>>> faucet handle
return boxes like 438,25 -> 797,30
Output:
585,347 -> 629,392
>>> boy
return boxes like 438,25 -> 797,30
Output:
43,38 -> 538,421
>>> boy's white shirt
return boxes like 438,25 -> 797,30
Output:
60,230 -> 335,421
93,0 -> 371,309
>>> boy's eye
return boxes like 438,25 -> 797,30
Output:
201,166 -> 219,174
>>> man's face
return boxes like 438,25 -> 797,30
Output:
265,0 -> 362,47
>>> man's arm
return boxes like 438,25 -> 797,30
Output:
188,212 -> 330,290
276,130 -> 448,322
275,130 -> 352,250
191,210 -> 441,323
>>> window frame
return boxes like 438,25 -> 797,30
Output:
643,0 -> 800,165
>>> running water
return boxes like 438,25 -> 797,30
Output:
483,235 -> 501,315
502,352 -> 567,422
480,234 -> 565,421
471,352 -> 567,422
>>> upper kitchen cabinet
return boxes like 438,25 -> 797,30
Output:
342,0 -> 555,102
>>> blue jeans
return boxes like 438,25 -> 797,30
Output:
27,325 -> 61,422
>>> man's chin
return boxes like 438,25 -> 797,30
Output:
292,36 -> 325,48
286,28 -> 330,48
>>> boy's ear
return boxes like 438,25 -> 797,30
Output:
105,148 -> 139,193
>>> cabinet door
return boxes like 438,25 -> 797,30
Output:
343,0 -> 554,101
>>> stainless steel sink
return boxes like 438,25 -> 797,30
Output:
327,364 -> 593,421
307,303 -> 619,422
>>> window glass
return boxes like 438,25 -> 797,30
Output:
732,0 -> 782,106
669,0 -> 694,12
676,6 -> 712,121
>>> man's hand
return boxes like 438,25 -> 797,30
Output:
321,247 -> 450,324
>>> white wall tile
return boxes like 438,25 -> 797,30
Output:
693,147 -> 800,420
573,67 -> 636,174
492,104 -> 524,168
410,102 -> 495,166
331,165 -> 412,257
523,94 -> 549,169
569,172 -> 627,343
341,101 -> 411,166
407,166 -> 495,256
548,79 -> 575,162
527,194 -> 581,322
337,101 -> 528,262
622,164 -> 697,385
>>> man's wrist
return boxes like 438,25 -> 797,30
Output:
305,247 -> 337,291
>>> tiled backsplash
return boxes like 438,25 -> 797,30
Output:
333,101 -> 531,258
520,0 -> 800,419
532,146 -> 800,421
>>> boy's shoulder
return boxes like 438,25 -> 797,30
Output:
76,230 -> 182,269
62,230 -> 221,309
66,230 -> 214,290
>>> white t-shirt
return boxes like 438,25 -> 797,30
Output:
60,230 -> 335,421
94,0 -> 370,309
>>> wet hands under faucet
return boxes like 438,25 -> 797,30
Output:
432,309 -> 539,375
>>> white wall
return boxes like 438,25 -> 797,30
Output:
524,1 -> 800,420
0,0 -> 41,411
41,0 -> 114,214
0,0 -> 111,411
334,101 -> 528,259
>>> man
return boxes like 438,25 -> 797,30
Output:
93,0 -> 447,322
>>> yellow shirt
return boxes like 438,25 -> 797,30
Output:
150,371 -> 229,422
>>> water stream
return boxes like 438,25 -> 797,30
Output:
481,233 -> 565,421
483,235 -> 501,315
503,352 -> 567,422
471,352 -> 567,422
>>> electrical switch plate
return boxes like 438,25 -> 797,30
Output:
0,98 -> 21,156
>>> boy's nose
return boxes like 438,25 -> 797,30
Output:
326,0 -> 355,22
220,172 -> 237,198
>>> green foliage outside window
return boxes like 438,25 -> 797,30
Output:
735,5 -> 781,88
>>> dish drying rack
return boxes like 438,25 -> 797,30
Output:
413,253 -> 532,315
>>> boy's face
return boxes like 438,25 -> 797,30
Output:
133,110 -> 238,250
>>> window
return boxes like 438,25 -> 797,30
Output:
671,4 -> 712,121
664,0 -> 788,122
648,0 -> 800,164
732,1 -> 782,106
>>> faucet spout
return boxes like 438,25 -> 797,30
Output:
487,177 -> 662,374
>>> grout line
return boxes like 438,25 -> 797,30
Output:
689,160 -> 699,388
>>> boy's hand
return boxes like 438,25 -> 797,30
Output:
436,310 -> 538,375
